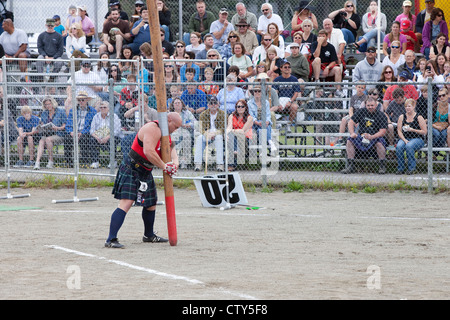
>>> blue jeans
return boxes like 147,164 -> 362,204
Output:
341,28 -> 355,44
396,138 -> 424,172
359,30 -> 385,52
432,128 -> 447,147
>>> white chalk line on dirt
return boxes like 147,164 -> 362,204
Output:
44,244 -> 257,300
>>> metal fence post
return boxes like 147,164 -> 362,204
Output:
427,77 -> 433,193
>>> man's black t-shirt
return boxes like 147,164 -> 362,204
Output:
310,41 -> 338,64
351,108 -> 388,135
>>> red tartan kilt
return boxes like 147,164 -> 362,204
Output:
308,55 -> 347,79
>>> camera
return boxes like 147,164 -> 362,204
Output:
339,11 -> 347,17
426,66 -> 431,72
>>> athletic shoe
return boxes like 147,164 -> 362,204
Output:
335,90 -> 344,98
15,160 -> 24,167
46,161 -> 54,169
143,235 -> 169,243
25,160 -> 35,167
105,238 -> 125,248
33,162 -> 40,170
90,162 -> 100,169
216,164 -> 224,172
194,164 -> 202,172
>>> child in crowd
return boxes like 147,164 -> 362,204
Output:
198,67 -> 219,97
16,106 -> 40,167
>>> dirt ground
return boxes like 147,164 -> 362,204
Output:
0,186 -> 449,300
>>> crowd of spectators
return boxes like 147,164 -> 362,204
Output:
1,0 -> 450,173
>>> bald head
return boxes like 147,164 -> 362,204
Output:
168,112 -> 182,133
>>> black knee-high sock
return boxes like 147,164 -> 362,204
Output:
142,207 -> 156,238
107,208 -> 127,241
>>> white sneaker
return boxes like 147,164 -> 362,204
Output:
46,161 -> 54,169
335,90 -> 344,98
194,164 -> 202,172
268,140 -> 277,153
90,162 -> 100,169
33,162 -> 40,170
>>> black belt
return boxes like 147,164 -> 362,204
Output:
129,149 -> 154,170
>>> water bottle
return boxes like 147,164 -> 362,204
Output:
45,64 -> 50,82
135,110 -> 140,131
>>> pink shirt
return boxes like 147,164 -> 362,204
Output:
395,13 -> 417,30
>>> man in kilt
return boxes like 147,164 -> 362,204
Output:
105,113 -> 182,248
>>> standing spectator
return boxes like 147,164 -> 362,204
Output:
78,5 -> 95,44
65,4 -> 82,35
328,1 -> 361,45
396,99 -> 427,174
352,47 -> 383,89
129,5 -> 150,55
194,96 -> 225,172
272,60 -> 301,124
291,1 -> 319,39
15,106 -> 39,167
383,21 -> 407,56
53,15 -> 67,38
64,91 -> 97,167
99,7 -> 131,59
157,0 -> 172,41
36,18 -> 64,77
185,0 -> 215,45
422,8 -> 449,59
257,3 -> 284,41
34,97 -> 67,170
235,19 -> 258,57
210,8 -> 234,51
353,1 -> 387,52
395,1 -> 416,31
286,42 -> 310,82
341,97 -> 388,174
231,3 -> 257,32
180,81 -> 208,118
0,19 -> 30,74
89,101 -> 123,169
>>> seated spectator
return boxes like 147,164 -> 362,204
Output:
227,42 -> 253,80
234,19 -> 258,57
413,57 -> 427,81
0,99 -> 18,147
220,30 -> 240,61
400,20 -> 417,52
217,73 -> 245,114
34,97 -> 67,170
252,34 -> 284,67
286,42 -> 310,82
267,22 -> 285,53
171,40 -> 187,75
432,88 -> 450,159
78,5 -> 96,44
353,1 -> 387,52
99,7 -> 132,59
381,40 -> 405,77
181,81 -> 208,118
184,0 -> 215,45
160,27 -> 175,56
227,99 -> 253,171
231,3 -> 258,32
157,0 -> 172,41
118,74 -> 139,125
337,82 -> 367,144
396,98 -> 427,174
272,60 -> 301,124
322,19 -> 346,69
104,0 -> 129,23
64,91 -> 97,167
285,32 -> 310,59
383,21 -> 407,56
443,61 -> 450,79
67,59 -> 104,100
415,86 -> 430,120
421,7 -> 448,59
36,18 -> 64,78
382,70 -> 419,110
415,0 -> 436,51
164,61 -> 180,84
376,65 -> 397,97
397,49 -> 416,80
328,1 -> 361,45
210,8 -> 235,51
311,29 -> 344,96
415,59 -> 445,91
248,84 -> 277,153
206,49 -> 229,82
264,47 -> 282,81
89,101 -> 123,169
193,96 -> 225,172
53,15 -> 67,38
290,1 -> 319,39
180,52 -> 200,82
257,3 -> 284,41
341,97 -> 388,174
65,4 -> 82,33
299,20 -> 317,53
395,1 -> 416,30
0,19 -> 31,74
352,47 -> 383,89
429,32 -> 450,60
386,88 -> 407,146
118,45 -> 133,76
198,67 -> 220,97
169,98 -> 196,169
435,53 -> 447,75
15,106 -> 39,167
129,5 -> 150,55
66,22 -> 89,70
186,32 -> 205,56
194,33 -> 214,67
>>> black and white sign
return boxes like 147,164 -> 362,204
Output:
194,172 -> 248,208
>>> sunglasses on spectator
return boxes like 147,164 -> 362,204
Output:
369,92 -> 378,95
165,65 -> 174,67
438,93 -> 447,98
252,89 -> 261,93
78,98 -> 87,101
208,54 -> 217,57
236,105 -> 246,108
437,14 -> 443,17
391,46 -> 400,49
263,38 -> 272,41
346,4 -> 354,7
229,35 -> 237,38
176,45 -> 184,48
283,66 -> 291,69
384,70 -> 392,74
160,34 -> 165,36
82,64 -> 91,68
135,4 -> 143,7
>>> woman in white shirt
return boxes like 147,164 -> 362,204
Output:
66,22 -> 89,69
415,59 -> 445,91
381,40 -> 405,77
